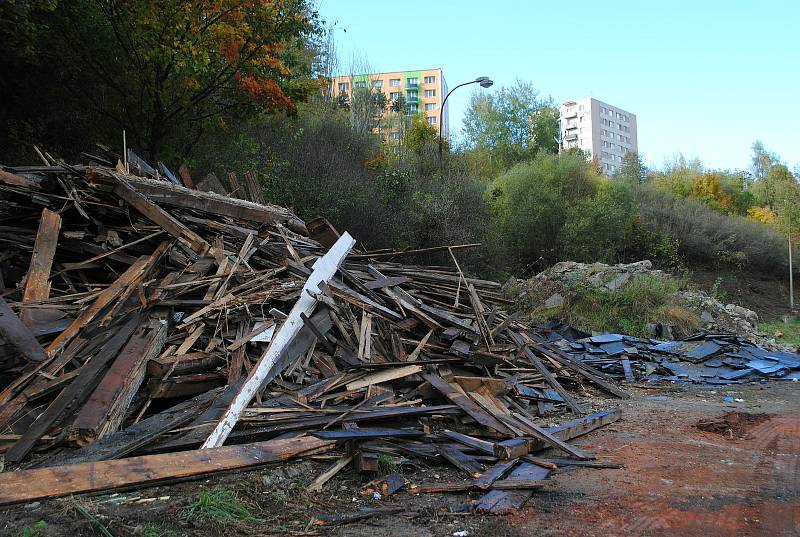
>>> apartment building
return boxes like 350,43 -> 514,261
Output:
559,98 -> 638,174
331,68 -> 449,140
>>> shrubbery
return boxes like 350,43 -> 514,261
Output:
193,104 -> 795,281
635,186 -> 789,275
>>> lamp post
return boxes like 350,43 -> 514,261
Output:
788,200 -> 795,312
438,76 -> 493,174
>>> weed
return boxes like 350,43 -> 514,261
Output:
377,454 -> 400,474
184,487 -> 264,524
710,276 -> 728,301
74,504 -> 114,537
759,318 -> 800,347
270,491 -> 287,504
14,521 -> 47,537
142,525 -> 176,537
558,274 -> 695,337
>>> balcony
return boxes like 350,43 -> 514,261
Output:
564,111 -> 577,119
564,123 -> 578,130
564,133 -> 578,141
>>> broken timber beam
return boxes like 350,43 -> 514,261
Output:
0,436 -> 335,506
20,208 -> 61,325
201,232 -> 356,449
0,296 -> 48,363
110,172 -> 212,256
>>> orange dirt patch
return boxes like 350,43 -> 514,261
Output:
695,411 -> 774,439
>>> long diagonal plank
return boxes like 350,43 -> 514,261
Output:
45,255 -> 151,357
201,232 -> 356,448
509,332 -> 586,414
0,436 -> 335,506
111,172 -> 212,256
422,372 -> 514,436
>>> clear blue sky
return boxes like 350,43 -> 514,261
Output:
317,0 -> 799,172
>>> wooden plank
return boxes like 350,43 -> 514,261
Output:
111,172 -> 212,256
544,408 -> 621,444
422,372 -> 513,436
363,276 -> 410,290
306,453 -> 354,492
20,208 -> 61,325
621,358 -> 635,383
313,428 -> 424,440
5,315 -> 142,463
201,233 -> 355,449
44,389 -> 222,467
86,167 -> 307,233
442,430 -> 495,455
0,296 -> 48,363
177,164 -> 195,189
68,321 -> 167,446
0,436 -> 334,506
509,333 -> 586,415
474,458 -> 519,490
437,444 -> 484,478
475,463 -> 551,514
45,256 -> 150,357
345,365 -> 422,391
530,341 -> 629,399
510,411 -> 592,460
468,283 -> 494,347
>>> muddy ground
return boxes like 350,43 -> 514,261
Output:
1,381 -> 797,537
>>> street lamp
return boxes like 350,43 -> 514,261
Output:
438,76 -> 493,173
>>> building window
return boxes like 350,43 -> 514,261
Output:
389,78 -> 400,87
406,77 -> 419,87
424,75 -> 435,84
424,102 -> 437,111
389,92 -> 401,100
424,89 -> 436,97
579,104 -> 584,111
579,115 -> 584,122
338,82 -> 349,92
389,132 -> 401,141
354,80 -> 367,89
407,103 -> 418,114
407,90 -> 418,100
372,80 -> 383,89
427,116 -> 437,125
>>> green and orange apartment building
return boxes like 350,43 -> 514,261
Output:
331,68 -> 449,142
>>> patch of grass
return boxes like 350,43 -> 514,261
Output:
142,525 -> 176,537
184,487 -> 264,524
377,454 -> 400,474
558,275 -> 698,337
14,521 -> 47,537
269,491 -> 287,504
759,318 -> 800,347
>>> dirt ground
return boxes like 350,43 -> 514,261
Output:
1,381 -> 798,537
688,269 -> 794,322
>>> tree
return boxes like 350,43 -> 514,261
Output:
751,140 -> 779,183
405,113 -> 437,155
462,80 -> 557,177
614,152 -> 647,184
486,151 -> 601,271
1,0 -> 321,161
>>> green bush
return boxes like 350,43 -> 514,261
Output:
486,151 -> 599,272
562,179 -> 637,263
635,186 -> 789,274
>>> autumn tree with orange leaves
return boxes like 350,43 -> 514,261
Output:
0,0 -> 321,160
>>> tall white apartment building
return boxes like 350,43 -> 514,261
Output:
559,98 -> 638,174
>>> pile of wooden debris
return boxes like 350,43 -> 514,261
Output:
0,151 -> 626,514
